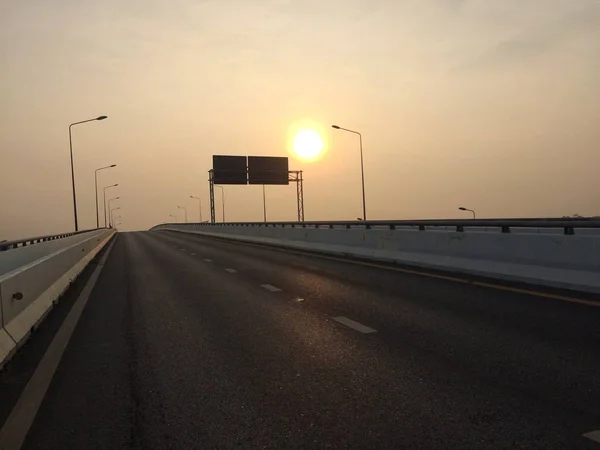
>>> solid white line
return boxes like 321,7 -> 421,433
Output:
583,430 -> 600,443
261,284 -> 282,292
332,316 -> 377,334
0,238 -> 117,449
204,259 -> 213,262
224,268 -> 237,273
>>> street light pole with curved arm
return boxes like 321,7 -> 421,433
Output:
94,164 -> 116,228
110,207 -> 121,228
331,124 -> 366,221
458,206 -> 476,219
103,184 -> 118,227
108,197 -> 120,227
69,115 -> 107,231
177,206 -> 188,223
190,196 -> 202,222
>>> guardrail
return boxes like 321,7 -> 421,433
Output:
151,218 -> 600,235
0,228 -> 104,251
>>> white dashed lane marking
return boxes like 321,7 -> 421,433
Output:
332,316 -> 377,334
204,259 -> 213,263
584,430 -> 600,444
224,268 -> 237,273
261,284 -> 282,292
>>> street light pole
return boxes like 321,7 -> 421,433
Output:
103,184 -> 118,227
216,186 -> 225,223
69,115 -> 107,231
262,185 -> 267,222
458,206 -> 476,219
190,196 -> 202,222
94,164 -> 116,228
331,124 -> 366,221
108,197 -> 120,227
110,207 -> 121,228
177,206 -> 188,223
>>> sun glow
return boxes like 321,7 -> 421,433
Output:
292,129 -> 324,160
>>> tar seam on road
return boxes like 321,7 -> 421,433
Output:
332,316 -> 377,334
261,284 -> 282,292
0,238 -> 117,450
583,429 -> 600,443
209,238 -> 600,308
224,268 -> 237,273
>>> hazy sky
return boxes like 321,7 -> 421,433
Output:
2,0 -> 599,238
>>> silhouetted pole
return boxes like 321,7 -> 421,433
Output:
69,115 -> 107,231
190,196 -> 202,222
110,206 -> 121,228
177,206 -> 188,223
332,124 -> 366,221
263,185 -> 267,222
108,197 -> 120,227
94,164 -> 116,228
458,206 -> 476,219
216,186 -> 225,222
103,184 -> 118,227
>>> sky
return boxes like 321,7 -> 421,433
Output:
1,0 -> 599,239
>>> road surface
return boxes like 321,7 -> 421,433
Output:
2,231 -> 600,449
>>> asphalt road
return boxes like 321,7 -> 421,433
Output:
8,231 -> 600,449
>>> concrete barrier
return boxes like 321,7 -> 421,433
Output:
154,224 -> 600,294
0,229 -> 109,277
0,229 -> 115,368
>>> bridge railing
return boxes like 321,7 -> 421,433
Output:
0,228 -> 104,251
151,218 -> 600,235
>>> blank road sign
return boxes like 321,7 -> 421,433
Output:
247,156 -> 289,185
212,155 -> 247,184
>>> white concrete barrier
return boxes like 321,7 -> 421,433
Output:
0,229 -> 109,276
155,224 -> 600,294
0,230 -> 115,368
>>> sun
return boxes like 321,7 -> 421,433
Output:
293,129 -> 324,160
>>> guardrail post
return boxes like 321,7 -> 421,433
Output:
419,225 -> 425,231
456,225 -> 464,232
564,227 -> 574,235
501,226 -> 510,233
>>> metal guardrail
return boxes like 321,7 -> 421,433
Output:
0,228 -> 104,251
151,218 -> 600,235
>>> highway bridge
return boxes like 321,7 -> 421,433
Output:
0,220 -> 599,449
